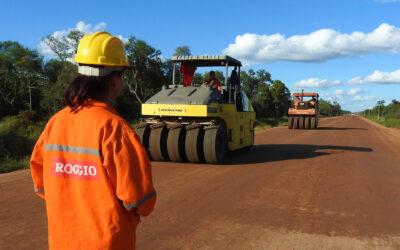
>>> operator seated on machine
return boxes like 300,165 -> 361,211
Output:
310,97 -> 316,107
202,71 -> 221,92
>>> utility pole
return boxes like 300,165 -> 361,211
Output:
376,100 -> 385,120
378,105 -> 380,120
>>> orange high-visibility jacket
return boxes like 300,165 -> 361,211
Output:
202,79 -> 222,92
30,100 -> 156,250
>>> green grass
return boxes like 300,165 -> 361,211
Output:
255,116 -> 288,131
364,115 -> 400,129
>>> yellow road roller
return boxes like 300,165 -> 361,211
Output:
135,55 -> 256,163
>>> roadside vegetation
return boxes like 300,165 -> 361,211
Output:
319,99 -> 350,117
361,100 -> 400,129
254,116 -> 288,130
0,30 -> 346,173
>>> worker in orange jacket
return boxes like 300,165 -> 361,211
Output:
202,70 -> 221,91
30,31 -> 156,250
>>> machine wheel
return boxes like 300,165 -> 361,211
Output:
149,124 -> 169,161
134,123 -> 150,152
304,117 -> 310,129
167,125 -> 186,162
185,124 -> 205,163
315,117 -> 318,129
203,126 -> 228,164
299,116 -> 305,129
310,117 -> 316,129
293,117 -> 299,129
288,116 -> 294,129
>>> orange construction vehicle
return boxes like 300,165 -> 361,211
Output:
288,92 -> 319,129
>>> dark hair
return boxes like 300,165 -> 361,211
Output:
64,71 -> 122,110
209,71 -> 215,75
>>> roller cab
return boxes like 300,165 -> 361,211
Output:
135,55 -> 256,164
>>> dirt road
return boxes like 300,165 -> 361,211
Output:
1,115 -> 400,249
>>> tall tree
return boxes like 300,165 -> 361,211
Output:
124,36 -> 165,103
174,46 -> 191,56
241,69 -> 272,99
40,60 -> 77,115
42,30 -> 84,61
270,80 -> 291,116
0,41 -> 43,115
240,69 -> 275,118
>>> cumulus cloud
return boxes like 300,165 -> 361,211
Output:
293,78 -> 341,89
331,88 -> 368,97
347,88 -> 368,95
294,68 -> 400,89
38,21 -> 108,58
322,88 -> 370,101
350,69 -> 400,84
222,23 -> 400,65
320,90 -> 376,109
352,95 -> 375,101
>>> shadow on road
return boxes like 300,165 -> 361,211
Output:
317,127 -> 368,130
223,144 -> 372,165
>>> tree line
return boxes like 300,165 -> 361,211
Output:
0,29 -> 347,172
0,30 -> 298,121
361,99 -> 400,120
318,99 -> 348,117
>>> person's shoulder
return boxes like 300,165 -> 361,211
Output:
46,106 -> 70,124
98,110 -> 135,136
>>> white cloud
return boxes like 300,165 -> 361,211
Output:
223,23 -> 400,65
348,69 -> 400,85
363,69 -> 400,84
293,78 -> 341,89
329,88 -> 368,98
347,88 -> 368,95
38,21 -> 108,58
294,68 -> 400,89
334,89 -> 345,95
352,95 -> 375,101
116,35 -> 129,44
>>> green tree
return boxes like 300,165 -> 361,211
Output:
241,69 -> 272,99
0,41 -> 43,116
42,30 -> 84,61
241,69 -> 275,118
270,80 -> 291,116
67,30 -> 84,54
124,36 -> 165,103
173,46 -> 191,56
318,99 -> 345,116
40,60 -> 77,115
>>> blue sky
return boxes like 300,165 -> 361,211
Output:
1,0 -> 400,111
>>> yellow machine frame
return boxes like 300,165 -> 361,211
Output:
142,102 -> 255,151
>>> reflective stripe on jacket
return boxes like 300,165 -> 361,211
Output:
30,100 -> 156,250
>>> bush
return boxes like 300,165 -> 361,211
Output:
0,158 -> 30,174
0,112 -> 44,173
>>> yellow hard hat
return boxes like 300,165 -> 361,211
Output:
73,31 -> 129,67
